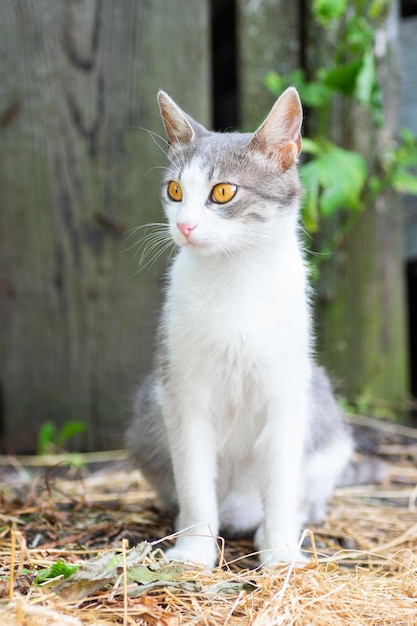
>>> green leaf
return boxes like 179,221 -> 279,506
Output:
355,49 -> 376,105
301,147 -> 367,220
313,0 -> 347,22
37,421 -> 57,455
321,60 -> 363,95
35,560 -> 79,585
56,421 -> 88,447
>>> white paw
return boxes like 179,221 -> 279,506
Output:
164,540 -> 217,568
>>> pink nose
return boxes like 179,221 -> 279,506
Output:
177,222 -> 196,238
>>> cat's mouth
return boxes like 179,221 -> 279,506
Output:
180,237 -> 206,250
177,234 -> 217,255
175,228 -> 203,249
173,226 -> 225,255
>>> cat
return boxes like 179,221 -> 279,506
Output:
126,87 -> 353,567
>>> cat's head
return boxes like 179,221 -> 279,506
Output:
158,88 -> 303,256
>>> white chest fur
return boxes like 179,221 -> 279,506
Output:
163,223 -> 311,446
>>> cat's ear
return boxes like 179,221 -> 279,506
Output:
158,91 -> 208,145
249,87 -> 303,170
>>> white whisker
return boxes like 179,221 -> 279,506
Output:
123,222 -> 167,241
123,222 -> 176,273
136,127 -> 170,158
146,165 -> 170,176
134,240 -> 176,275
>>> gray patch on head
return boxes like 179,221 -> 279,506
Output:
164,128 -> 302,221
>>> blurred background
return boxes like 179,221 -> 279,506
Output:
1,0 -> 416,453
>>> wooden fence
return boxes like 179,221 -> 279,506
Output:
0,0 -> 409,451
1,0 -> 213,450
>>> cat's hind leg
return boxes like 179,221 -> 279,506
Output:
126,375 -> 178,514
303,436 -> 353,522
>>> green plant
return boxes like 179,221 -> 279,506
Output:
265,0 -> 417,246
37,420 -> 88,455
35,559 -> 79,584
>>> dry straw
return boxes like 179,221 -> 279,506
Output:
1,416 -> 417,625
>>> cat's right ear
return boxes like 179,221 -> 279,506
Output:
158,91 -> 207,145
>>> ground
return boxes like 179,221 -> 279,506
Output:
1,414 -> 417,625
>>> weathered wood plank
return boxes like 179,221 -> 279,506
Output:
0,0 -> 211,451
237,0 -> 300,129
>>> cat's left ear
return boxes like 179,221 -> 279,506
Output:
158,91 -> 208,145
249,87 -> 303,170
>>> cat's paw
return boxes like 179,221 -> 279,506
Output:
164,540 -> 217,568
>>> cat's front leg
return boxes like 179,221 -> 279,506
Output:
163,408 -> 219,567
255,387 -> 310,566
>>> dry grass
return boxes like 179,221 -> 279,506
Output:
1,417 -> 417,625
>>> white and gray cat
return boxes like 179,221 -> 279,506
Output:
127,88 -> 353,567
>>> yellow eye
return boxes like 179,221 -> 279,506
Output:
167,180 -> 183,202
211,183 -> 237,204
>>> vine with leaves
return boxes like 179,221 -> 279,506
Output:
265,0 -> 417,251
